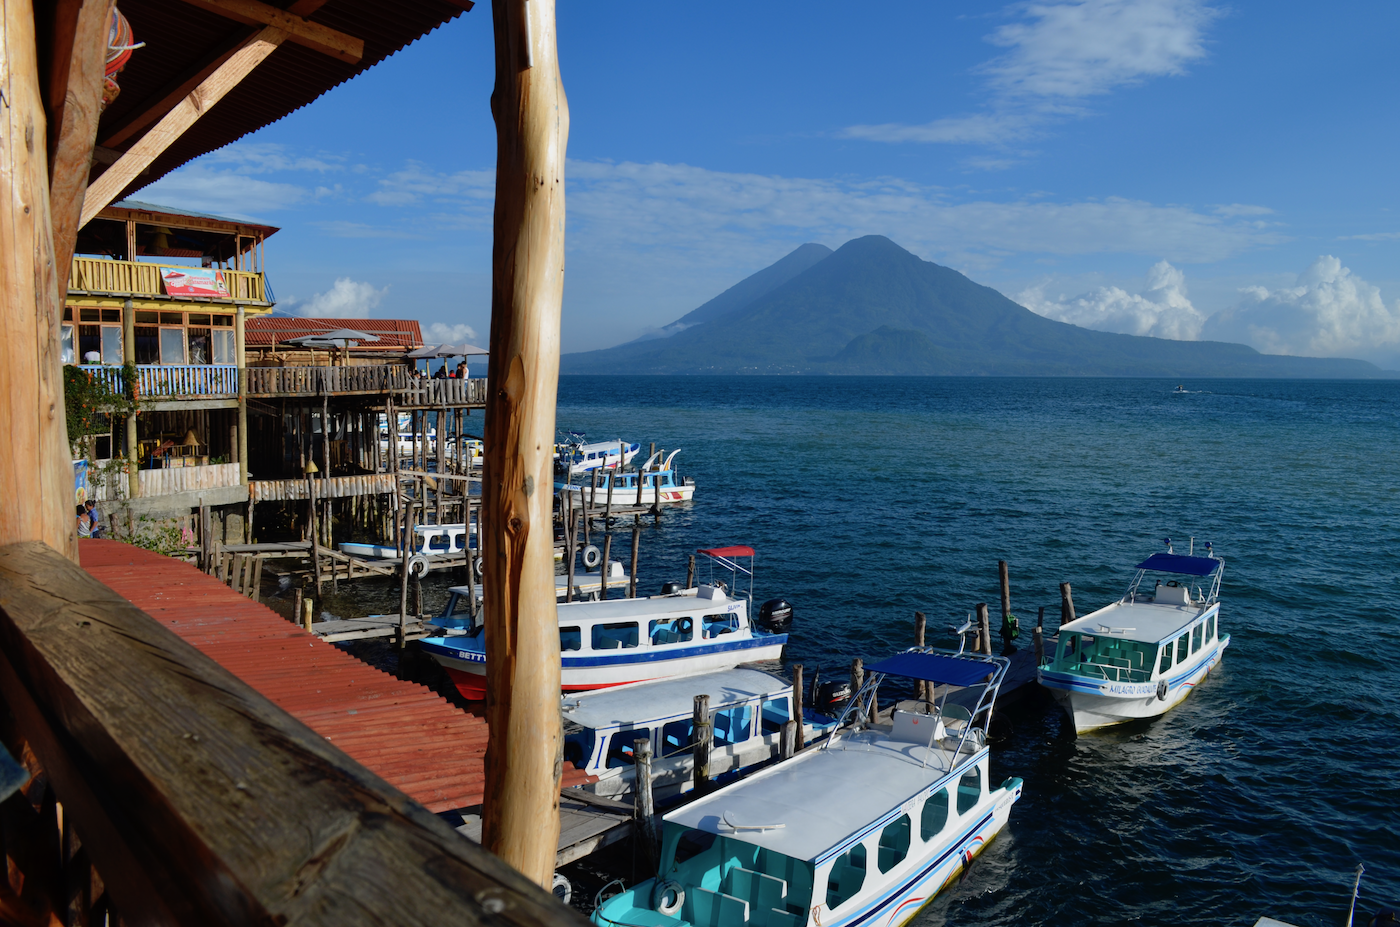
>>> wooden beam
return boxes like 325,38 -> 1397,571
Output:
0,0 -> 79,560
176,0 -> 364,64
80,27 -> 287,227
480,0 -> 569,888
46,0 -> 110,289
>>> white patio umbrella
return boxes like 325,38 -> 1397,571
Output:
434,342 -> 489,357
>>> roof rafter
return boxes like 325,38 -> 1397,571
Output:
175,0 -> 363,64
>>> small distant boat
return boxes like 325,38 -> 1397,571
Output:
560,450 -> 695,506
1038,540 -> 1229,734
591,646 -> 1022,927
338,522 -> 475,561
1174,384 -> 1187,393
555,434 -> 641,476
562,668 -> 838,803
419,546 -> 789,700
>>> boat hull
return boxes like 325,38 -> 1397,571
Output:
577,483 -> 694,506
1040,634 -> 1230,733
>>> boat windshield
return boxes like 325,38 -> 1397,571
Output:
1053,634 -> 1156,683
648,823 -> 815,923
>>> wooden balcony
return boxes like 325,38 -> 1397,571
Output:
80,364 -> 238,399
69,256 -> 269,304
397,378 -> 489,407
245,364 -> 411,396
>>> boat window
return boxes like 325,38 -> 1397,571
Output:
1191,623 -> 1203,653
1158,644 -> 1173,674
660,718 -> 693,757
1059,635 -> 1077,665
760,697 -> 791,735
563,727 -> 594,768
956,767 -> 982,815
560,627 -> 582,652
591,622 -> 639,650
605,728 -> 652,768
877,815 -> 911,873
649,617 -> 694,645
1176,634 -> 1189,663
712,704 -> 753,746
921,788 -> 949,840
673,827 -> 718,865
702,613 -> 739,638
824,844 -> 866,910
1210,614 -> 1218,640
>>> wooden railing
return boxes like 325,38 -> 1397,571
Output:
79,364 -> 238,398
69,256 -> 267,303
397,378 -> 489,407
139,463 -> 241,497
245,365 -> 412,396
0,542 -> 583,927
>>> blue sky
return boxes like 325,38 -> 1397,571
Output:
141,0 -> 1400,367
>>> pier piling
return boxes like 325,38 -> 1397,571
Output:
628,518 -> 640,598
1034,606 -> 1046,665
780,720 -> 798,760
792,663 -> 804,712
1060,582 -> 1076,626
976,603 -> 992,656
692,694 -> 712,794
914,611 -> 927,702
850,658 -> 864,722
633,737 -> 658,870
686,554 -> 695,590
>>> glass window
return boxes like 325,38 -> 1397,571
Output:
159,312 -> 184,325
674,827 -> 717,865
1210,614 -> 1218,640
649,617 -> 693,645
135,326 -> 160,364
604,728 -> 651,768
702,613 -> 738,638
212,314 -> 234,327
212,329 -> 236,364
1191,624 -> 1203,653
921,788 -> 949,840
78,324 -> 102,362
1158,643 -> 1173,674
591,622 -> 638,650
559,627 -> 581,651
187,327 -> 211,365
661,718 -> 693,757
101,326 -> 122,364
712,704 -> 753,746
825,844 -> 866,910
100,308 -> 121,322
159,328 -> 185,365
1176,634 -> 1189,663
61,325 -> 74,364
79,308 -> 100,322
957,767 -> 982,815
188,313 -> 212,325
563,727 -> 594,767
760,697 -> 791,735
63,308 -> 72,321
135,311 -> 159,323
877,815 -> 911,873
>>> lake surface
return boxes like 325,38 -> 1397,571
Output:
547,376 -> 1399,927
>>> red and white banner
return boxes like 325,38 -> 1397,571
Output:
161,267 -> 230,298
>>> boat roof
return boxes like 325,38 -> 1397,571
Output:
665,736 -> 971,864
700,546 -> 755,559
866,652 -> 1000,688
552,588 -> 740,623
1061,600 -> 1212,644
561,668 -> 790,730
1135,553 -> 1221,576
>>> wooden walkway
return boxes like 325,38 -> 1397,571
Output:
78,539 -> 595,813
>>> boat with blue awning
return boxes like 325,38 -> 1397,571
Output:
1037,540 -> 1229,733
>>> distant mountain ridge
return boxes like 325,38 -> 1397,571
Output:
563,236 -> 1392,378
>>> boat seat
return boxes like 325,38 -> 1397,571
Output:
595,636 -> 622,650
685,888 -> 748,927
652,628 -> 678,645
723,868 -> 785,925
1155,583 -> 1192,606
889,710 -> 944,745
766,911 -> 801,927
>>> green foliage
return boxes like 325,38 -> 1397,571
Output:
119,513 -> 190,557
64,365 -> 119,442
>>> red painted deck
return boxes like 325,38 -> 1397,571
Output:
79,539 -> 591,813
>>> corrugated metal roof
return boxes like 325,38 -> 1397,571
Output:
79,539 -> 591,812
245,317 -> 424,348
108,199 -> 281,235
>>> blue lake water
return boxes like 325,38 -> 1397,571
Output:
551,375 -> 1400,927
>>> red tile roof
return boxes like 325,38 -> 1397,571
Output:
245,317 -> 424,349
79,540 -> 592,812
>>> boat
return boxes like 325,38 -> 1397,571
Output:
1256,865 -> 1394,927
419,560 -> 632,617
1037,540 -> 1229,734
562,668 -> 838,803
560,450 -> 695,506
555,433 -> 641,476
418,546 -> 788,700
338,521 -> 475,561
592,645 -> 1023,927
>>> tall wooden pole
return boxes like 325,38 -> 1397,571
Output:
480,0 -> 569,887
0,0 -> 79,560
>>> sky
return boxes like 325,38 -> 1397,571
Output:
139,0 -> 1400,368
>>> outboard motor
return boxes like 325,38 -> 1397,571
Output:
659,581 -> 683,595
816,680 -> 852,715
757,598 -> 794,633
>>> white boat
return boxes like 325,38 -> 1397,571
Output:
555,435 -> 640,476
562,668 -> 838,803
1038,541 -> 1229,734
338,522 -> 475,561
560,450 -> 695,506
592,647 -> 1023,927
421,561 -> 632,616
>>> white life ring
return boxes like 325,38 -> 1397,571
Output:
407,553 -> 431,577
653,879 -> 684,917
473,556 -> 485,579
551,873 -> 572,906
1156,679 -> 1168,701
582,545 -> 602,569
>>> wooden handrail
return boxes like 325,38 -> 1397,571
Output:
0,542 -> 584,927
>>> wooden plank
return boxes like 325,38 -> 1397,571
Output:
0,541 -> 586,926
479,0 -> 570,887
0,0 -> 78,559
175,0 -> 363,63
80,28 -> 288,227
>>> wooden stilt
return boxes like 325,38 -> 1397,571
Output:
692,694 -> 711,795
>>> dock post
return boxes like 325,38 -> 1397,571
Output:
999,560 -> 1011,625
199,504 -> 211,572
565,501 -> 577,603
692,694 -> 712,795
634,737 -> 659,870
584,469 -> 597,544
792,663 -> 804,712
850,658 -> 864,722
1034,605 -> 1046,665
976,603 -> 992,656
686,554 -> 695,590
599,531 -> 612,600
780,720 -> 798,760
302,595 -> 314,632
308,474 -> 323,595
914,611 -> 927,703
1060,582 -> 1076,626
628,517 -> 640,598
294,585 -> 304,628
604,464 -> 614,525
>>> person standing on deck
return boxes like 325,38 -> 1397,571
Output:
76,505 -> 93,538
85,500 -> 104,539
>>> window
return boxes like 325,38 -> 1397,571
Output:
1176,634 -> 1189,663
563,727 -> 594,767
212,314 -> 234,327
79,308 -> 101,322
661,718 -> 693,757
760,697 -> 791,735
101,326 -> 122,364
921,788 -> 949,840
604,728 -> 651,768
702,613 -> 738,638
159,312 -> 184,325
957,767 -> 982,815
1210,614 -> 1217,640
135,326 -> 160,364
61,325 -> 74,364
135,311 -> 159,324
591,622 -> 638,650
674,827 -> 717,864
187,327 -> 211,365
649,617 -> 693,645
1060,635 -> 1078,664
825,844 -> 866,910
159,328 -> 185,364
712,704 -> 752,746
1158,643 -> 1173,674
212,329 -> 236,364
877,815 -> 910,873
559,626 -> 581,651
188,314 -> 212,326
1191,624 -> 1203,653
78,325 -> 102,362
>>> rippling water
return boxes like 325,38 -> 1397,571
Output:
543,376 -> 1400,927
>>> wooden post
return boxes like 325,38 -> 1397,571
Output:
686,554 -> 695,590
0,0 -> 78,559
999,560 -> 1011,623
46,0 -> 109,284
599,531 -> 612,600
850,658 -> 864,722
976,603 -> 992,656
199,504 -> 211,571
479,0 -> 570,886
308,475 -> 323,594
398,492 -> 414,649
780,720 -> 797,760
302,595 -> 314,632
913,611 -> 927,702
692,694 -> 711,795
293,585 -> 303,628
236,306 -> 248,487
1060,582 -> 1076,627
633,737 -> 658,871
792,663 -> 804,713
123,298 -> 139,500
1034,605 -> 1046,665
604,460 -> 614,525
583,468 -> 596,545
564,500 -> 576,603
628,516 -> 639,598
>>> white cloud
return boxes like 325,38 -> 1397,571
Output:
1201,256 -> 1400,358
844,112 -> 1042,145
138,164 -> 306,219
291,278 -> 389,318
203,142 -> 345,174
422,321 -> 481,345
1017,259 -> 1206,339
367,162 -> 495,207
